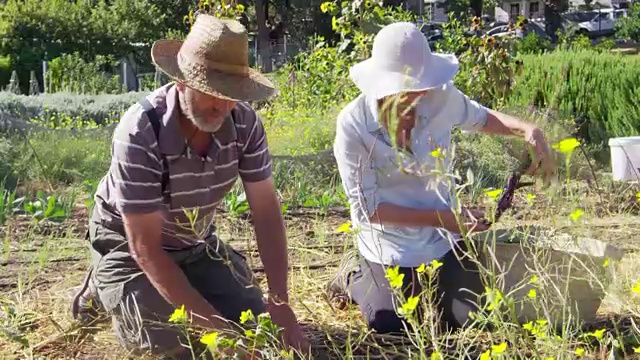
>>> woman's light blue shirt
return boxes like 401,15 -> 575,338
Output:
333,81 -> 489,267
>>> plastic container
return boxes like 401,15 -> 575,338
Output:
472,225 -> 624,328
608,136 -> 640,181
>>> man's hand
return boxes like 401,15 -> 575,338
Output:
243,176 -> 309,353
266,297 -> 310,355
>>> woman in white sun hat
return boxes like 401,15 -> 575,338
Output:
329,21 -> 555,335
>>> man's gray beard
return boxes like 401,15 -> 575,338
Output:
190,115 -> 222,133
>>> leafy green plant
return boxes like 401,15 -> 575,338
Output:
0,300 -> 37,348
223,191 -> 249,217
615,2 -> 640,42
47,53 -> 124,95
304,191 -> 334,215
0,182 -> 18,225
320,0 -> 416,61
184,0 -> 246,25
14,190 -> 76,223
437,15 -> 523,109
82,179 -> 99,211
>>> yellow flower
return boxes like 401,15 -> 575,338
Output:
527,289 -> 537,299
603,258 -> 610,266
240,309 -> 254,324
552,137 -> 581,154
416,263 -> 426,273
337,222 -> 351,233
331,16 -> 339,31
589,328 -> 606,340
636,192 -> 640,202
168,305 -> 187,323
200,332 -> 219,348
320,1 -> 331,12
430,147 -> 445,159
631,280 -> 640,295
385,266 -> 404,289
528,275 -> 538,284
484,188 -> 502,199
479,349 -> 491,360
235,4 -> 245,13
570,209 -> 584,222
431,351 -> 442,360
400,295 -> 420,315
526,193 -> 536,205
633,346 -> 640,353
492,342 -> 507,354
430,259 -> 443,271
575,347 -> 585,357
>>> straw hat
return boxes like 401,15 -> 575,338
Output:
349,22 -> 460,100
151,14 -> 276,102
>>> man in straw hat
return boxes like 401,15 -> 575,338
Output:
328,22 -> 555,335
70,14 -> 308,357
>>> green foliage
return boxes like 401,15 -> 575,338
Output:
0,0 -> 167,93
515,33 -> 553,55
0,57 -> 11,91
507,49 -> 640,158
271,38 -> 358,112
5,129 -> 111,186
437,15 -> 522,109
319,0 -> 416,60
0,182 -> 17,226
615,2 -> 640,42
46,53 -> 124,95
14,190 -> 76,223
186,0 -> 246,24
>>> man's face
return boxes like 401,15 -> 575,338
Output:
177,83 -> 237,133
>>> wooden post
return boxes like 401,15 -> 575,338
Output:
42,60 -> 48,94
122,61 -> 128,93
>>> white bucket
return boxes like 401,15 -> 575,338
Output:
608,136 -> 640,181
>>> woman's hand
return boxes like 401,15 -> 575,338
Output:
437,207 -> 491,234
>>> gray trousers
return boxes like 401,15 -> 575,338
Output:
346,241 -> 485,335
87,215 -> 266,359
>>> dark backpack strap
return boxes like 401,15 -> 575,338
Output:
138,98 -> 170,196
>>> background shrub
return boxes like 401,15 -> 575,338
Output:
506,49 -> 640,162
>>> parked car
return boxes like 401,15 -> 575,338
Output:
562,8 -> 628,37
484,21 -> 549,40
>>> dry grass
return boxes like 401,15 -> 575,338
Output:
0,180 -> 639,360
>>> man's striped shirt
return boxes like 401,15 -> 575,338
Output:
94,83 -> 272,249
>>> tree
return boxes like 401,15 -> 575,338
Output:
0,0 -> 167,92
255,0 -> 273,72
615,2 -> 640,42
544,0 -> 568,41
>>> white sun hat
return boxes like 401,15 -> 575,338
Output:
349,21 -> 460,100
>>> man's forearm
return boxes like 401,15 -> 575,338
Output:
481,109 -> 537,137
131,243 -> 230,330
253,210 -> 289,302
369,202 -> 453,228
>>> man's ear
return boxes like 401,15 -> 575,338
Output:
176,82 -> 185,92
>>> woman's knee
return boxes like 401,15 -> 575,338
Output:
366,309 -> 406,334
